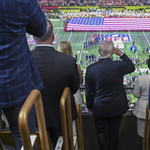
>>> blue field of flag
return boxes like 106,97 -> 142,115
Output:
68,17 -> 104,26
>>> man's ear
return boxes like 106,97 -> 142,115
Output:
52,33 -> 54,42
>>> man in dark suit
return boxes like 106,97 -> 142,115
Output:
31,20 -> 80,148
85,41 -> 135,150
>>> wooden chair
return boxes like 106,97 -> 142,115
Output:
75,104 -> 84,150
18,89 -> 51,150
59,87 -> 74,150
143,104 -> 150,150
59,87 -> 84,150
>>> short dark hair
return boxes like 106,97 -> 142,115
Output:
36,19 -> 53,42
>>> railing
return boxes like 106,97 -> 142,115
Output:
80,86 -> 135,112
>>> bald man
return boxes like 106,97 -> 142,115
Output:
85,41 -> 135,150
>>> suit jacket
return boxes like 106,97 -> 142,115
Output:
85,53 -> 135,118
31,46 -> 80,129
0,0 -> 47,108
133,75 -> 150,119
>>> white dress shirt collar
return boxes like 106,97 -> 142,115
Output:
36,44 -> 53,48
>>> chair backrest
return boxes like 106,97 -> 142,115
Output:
60,87 -> 74,150
75,104 -> 84,150
143,103 -> 150,150
18,89 -> 51,150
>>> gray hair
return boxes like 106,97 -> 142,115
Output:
35,19 -> 53,42
99,41 -> 114,58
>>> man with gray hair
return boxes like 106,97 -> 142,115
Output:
99,41 -> 114,58
85,41 -> 135,150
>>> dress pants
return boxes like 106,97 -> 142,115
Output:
94,115 -> 122,150
2,102 -> 37,150
47,126 -> 62,149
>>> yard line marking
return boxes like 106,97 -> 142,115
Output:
30,43 -> 36,51
79,31 -> 87,64
128,31 -> 132,42
143,31 -> 150,47
68,32 -> 72,41
55,22 -> 63,37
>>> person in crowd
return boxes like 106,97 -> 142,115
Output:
139,70 -> 142,75
146,47 -> 149,54
0,0 -> 47,149
143,48 -> 145,54
134,47 -> 136,54
130,46 -> 133,52
136,57 -> 140,67
80,59 -> 83,65
57,41 -> 83,107
89,55 -> 92,62
142,58 -> 146,64
92,53 -> 95,61
86,54 -> 88,61
86,61 -> 88,66
85,41 -> 135,150
132,58 -> 150,138
32,20 -> 80,149
134,46 -> 138,55
132,74 -> 136,82
133,40 -> 135,45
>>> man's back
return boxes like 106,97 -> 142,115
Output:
85,41 -> 135,150
0,0 -> 47,149
0,0 -> 46,72
0,0 -> 47,108
85,54 -> 135,117
32,46 -> 80,128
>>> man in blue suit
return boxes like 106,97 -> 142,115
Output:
0,0 -> 47,149
85,41 -> 135,150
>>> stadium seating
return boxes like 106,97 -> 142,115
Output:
59,87 -> 84,150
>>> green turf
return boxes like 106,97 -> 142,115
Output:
52,26 -> 150,71
27,20 -> 150,71
27,20 -> 150,102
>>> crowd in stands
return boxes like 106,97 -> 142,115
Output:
39,0 -> 147,7
45,8 -> 150,20
58,9 -> 150,20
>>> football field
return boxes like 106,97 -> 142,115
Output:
27,19 -> 150,72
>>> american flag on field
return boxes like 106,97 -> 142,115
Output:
66,17 -> 150,31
